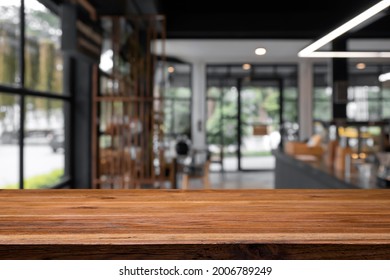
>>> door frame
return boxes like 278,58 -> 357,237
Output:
206,77 -> 284,172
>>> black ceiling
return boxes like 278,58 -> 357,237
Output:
157,0 -> 390,39
88,0 -> 390,40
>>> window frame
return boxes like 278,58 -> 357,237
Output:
0,0 -> 70,189
164,62 -> 193,140
312,63 -> 390,123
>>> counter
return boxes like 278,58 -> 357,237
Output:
274,149 -> 379,189
1,189 -> 390,259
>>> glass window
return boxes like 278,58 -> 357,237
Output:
383,87 -> 390,99
162,62 -> 192,138
284,87 -> 298,99
25,0 -> 63,94
24,97 -> 66,189
0,93 -> 20,189
283,87 -> 298,123
173,99 -> 191,134
368,101 -> 381,121
163,92 -> 191,136
313,63 -> 390,122
313,65 -> 333,123
207,64 -> 299,171
382,101 -> 390,119
164,98 -> 191,135
0,1 -> 68,189
0,1 -> 20,86
314,87 -> 332,100
313,87 -> 332,122
207,87 -> 221,98
206,98 -> 221,145
283,101 -> 297,122
165,87 -> 191,98
164,99 -> 173,134
314,101 -> 332,121
347,86 -> 382,121
348,86 -> 380,101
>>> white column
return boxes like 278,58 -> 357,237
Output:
298,59 -> 313,141
191,61 -> 207,149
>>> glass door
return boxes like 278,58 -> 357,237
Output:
238,79 -> 282,171
206,85 -> 239,172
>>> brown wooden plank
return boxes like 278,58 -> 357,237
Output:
1,189 -> 390,258
0,190 -> 390,243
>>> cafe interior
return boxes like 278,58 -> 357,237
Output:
1,0 -> 390,191
1,0 -> 390,259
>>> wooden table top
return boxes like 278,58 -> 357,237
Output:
1,189 -> 390,245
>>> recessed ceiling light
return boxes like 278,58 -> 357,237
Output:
168,66 -> 175,73
298,0 -> 390,58
255,48 -> 267,56
356,63 -> 366,70
379,72 -> 390,82
242,63 -> 251,70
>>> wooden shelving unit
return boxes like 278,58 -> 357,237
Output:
92,15 -> 173,189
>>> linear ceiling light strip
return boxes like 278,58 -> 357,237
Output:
302,51 -> 390,58
298,0 -> 390,58
379,72 -> 390,82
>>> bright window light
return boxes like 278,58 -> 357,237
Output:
298,0 -> 390,58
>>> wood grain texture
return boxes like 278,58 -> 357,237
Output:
1,189 -> 390,259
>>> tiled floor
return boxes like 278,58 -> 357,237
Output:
211,172 -> 275,189
176,171 -> 275,189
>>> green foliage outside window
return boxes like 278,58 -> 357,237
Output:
164,87 -> 191,137
207,87 -> 285,146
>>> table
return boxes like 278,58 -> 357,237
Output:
1,189 -> 390,259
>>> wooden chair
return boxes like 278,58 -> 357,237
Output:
181,149 -> 211,190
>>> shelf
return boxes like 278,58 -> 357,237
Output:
91,16 -> 169,189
